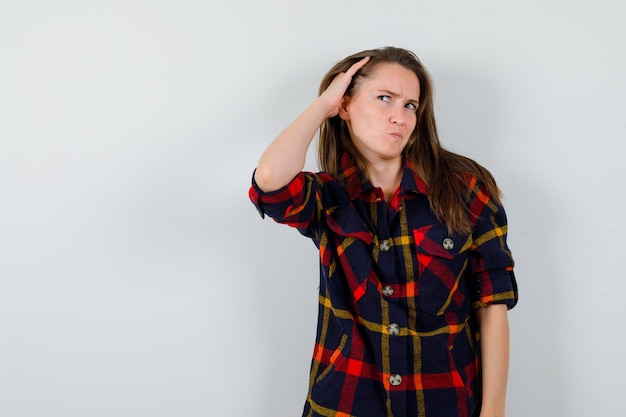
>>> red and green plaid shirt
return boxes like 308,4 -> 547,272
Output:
249,153 -> 518,417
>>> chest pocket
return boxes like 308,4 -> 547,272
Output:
325,206 -> 373,244
413,224 -> 472,316
323,206 -> 374,303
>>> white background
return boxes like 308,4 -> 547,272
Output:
1,1 -> 625,416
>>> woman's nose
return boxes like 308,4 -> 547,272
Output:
390,107 -> 405,125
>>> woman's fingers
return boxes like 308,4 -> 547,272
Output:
320,56 -> 370,117
345,56 -> 370,76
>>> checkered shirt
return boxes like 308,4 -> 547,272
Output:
249,153 -> 518,417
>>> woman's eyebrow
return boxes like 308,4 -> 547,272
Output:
377,89 -> 419,104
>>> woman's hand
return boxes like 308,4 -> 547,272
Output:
319,56 -> 370,118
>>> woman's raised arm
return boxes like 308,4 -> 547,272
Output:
253,57 -> 369,192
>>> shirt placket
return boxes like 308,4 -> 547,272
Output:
372,190 -> 409,414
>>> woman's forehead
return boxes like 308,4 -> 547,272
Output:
358,63 -> 420,96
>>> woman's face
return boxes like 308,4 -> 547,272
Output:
339,62 -> 420,165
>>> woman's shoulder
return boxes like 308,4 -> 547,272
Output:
445,151 -> 502,205
297,170 -> 359,211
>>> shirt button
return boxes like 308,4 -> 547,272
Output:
442,237 -> 454,250
388,323 -> 400,336
389,374 -> 402,386
379,240 -> 391,252
382,285 -> 394,297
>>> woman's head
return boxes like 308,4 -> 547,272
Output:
318,46 -> 441,180
317,46 -> 502,234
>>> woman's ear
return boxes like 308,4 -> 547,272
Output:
338,96 -> 350,121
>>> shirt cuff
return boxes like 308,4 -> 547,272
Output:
248,170 -> 306,220
473,269 -> 518,310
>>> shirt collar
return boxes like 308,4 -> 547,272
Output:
336,152 -> 429,200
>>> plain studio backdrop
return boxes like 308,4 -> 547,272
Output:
1,1 -> 624,416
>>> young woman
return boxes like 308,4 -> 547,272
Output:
249,46 -> 518,417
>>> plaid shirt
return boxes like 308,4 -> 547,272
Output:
249,153 -> 518,417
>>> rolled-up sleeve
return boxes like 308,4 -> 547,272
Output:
467,180 -> 519,310
248,170 -> 318,233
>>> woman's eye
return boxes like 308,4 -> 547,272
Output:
378,95 -> 391,102
405,103 -> 417,111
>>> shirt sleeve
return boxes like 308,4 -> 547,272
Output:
467,179 -> 519,310
248,170 -> 319,236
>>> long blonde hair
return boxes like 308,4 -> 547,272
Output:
317,46 -> 501,235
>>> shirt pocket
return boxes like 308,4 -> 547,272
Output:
413,224 -> 472,316
323,206 -> 374,303
324,206 -> 373,244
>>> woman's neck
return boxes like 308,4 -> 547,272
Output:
367,158 -> 404,202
